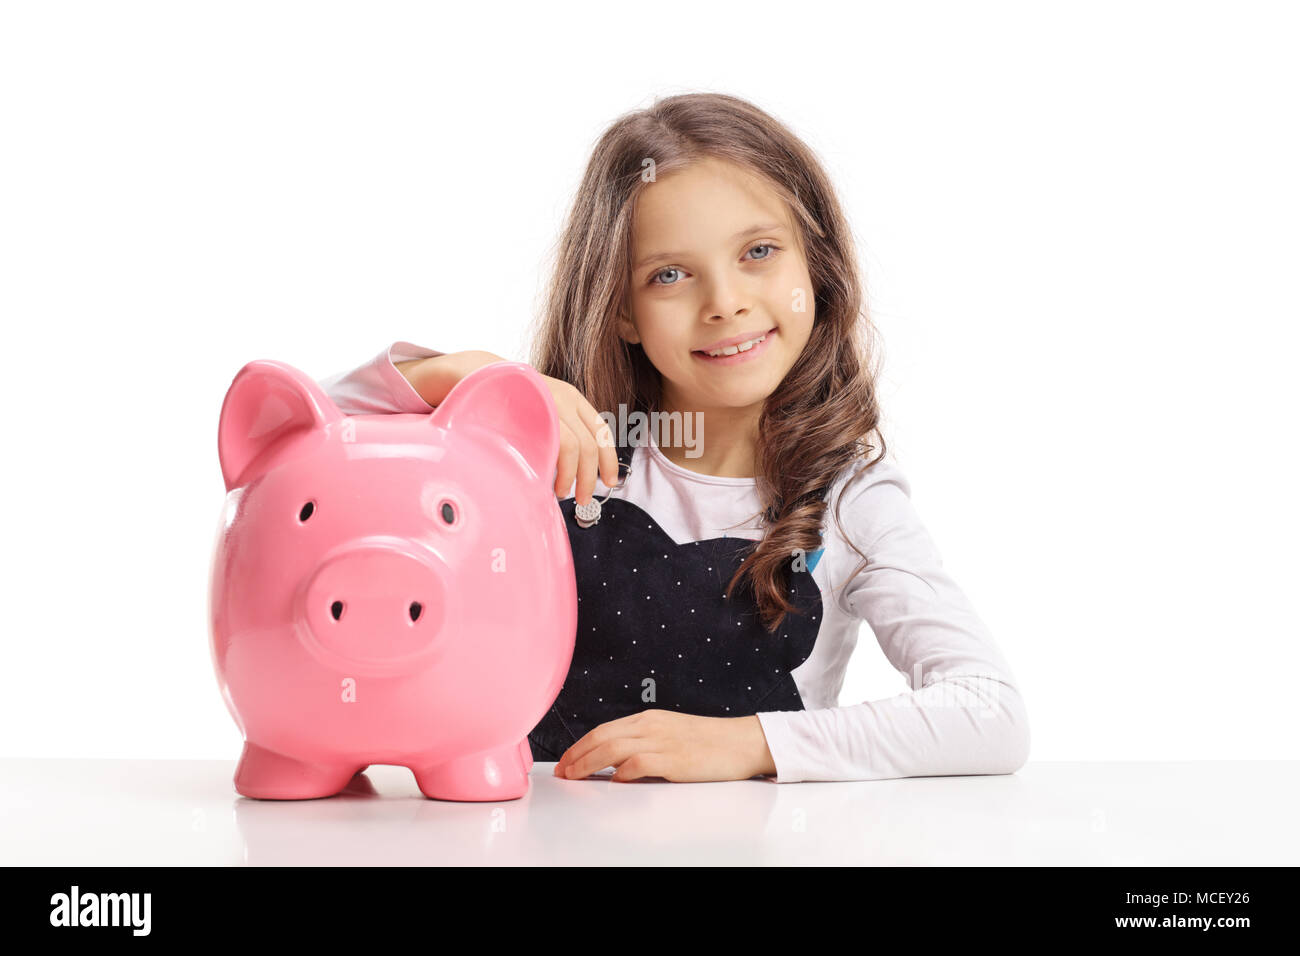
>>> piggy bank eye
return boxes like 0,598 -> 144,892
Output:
439,501 -> 456,524
299,501 -> 316,522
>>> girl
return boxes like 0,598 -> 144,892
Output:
320,92 -> 1029,785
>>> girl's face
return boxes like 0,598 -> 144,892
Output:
619,156 -> 815,417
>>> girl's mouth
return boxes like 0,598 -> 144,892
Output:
692,327 -> 777,366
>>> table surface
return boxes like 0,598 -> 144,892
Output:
2,759 -> 1296,866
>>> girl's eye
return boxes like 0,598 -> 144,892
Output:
648,244 -> 780,286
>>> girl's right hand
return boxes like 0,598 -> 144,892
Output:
540,375 -> 620,505
396,351 -> 620,506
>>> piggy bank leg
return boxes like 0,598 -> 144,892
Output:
518,738 -> 533,773
412,741 -> 531,802
234,741 -> 361,800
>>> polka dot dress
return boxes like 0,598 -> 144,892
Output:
528,440 -> 825,761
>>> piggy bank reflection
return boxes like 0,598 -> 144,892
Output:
209,359 -> 576,801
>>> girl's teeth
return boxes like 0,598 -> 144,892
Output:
707,334 -> 765,357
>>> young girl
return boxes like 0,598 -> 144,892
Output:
319,92 -> 1029,785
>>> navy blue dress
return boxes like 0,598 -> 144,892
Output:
528,439 -> 826,762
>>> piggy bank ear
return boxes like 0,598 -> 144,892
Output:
218,360 -> 344,491
431,361 -> 560,484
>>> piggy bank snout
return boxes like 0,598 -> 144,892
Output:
298,544 -> 447,669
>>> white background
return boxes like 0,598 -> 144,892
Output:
1,0 -> 1295,761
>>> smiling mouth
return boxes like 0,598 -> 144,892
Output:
693,327 -> 777,358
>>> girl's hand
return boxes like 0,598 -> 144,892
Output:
552,711 -> 778,783
538,375 -> 621,506
396,353 -> 619,505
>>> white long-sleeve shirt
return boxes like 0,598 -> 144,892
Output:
317,342 -> 1031,783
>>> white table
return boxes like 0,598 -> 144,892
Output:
2,759 -> 1295,865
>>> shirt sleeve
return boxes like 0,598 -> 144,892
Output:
316,341 -> 445,414
755,461 -> 1031,783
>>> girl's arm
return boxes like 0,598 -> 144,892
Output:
316,341 -> 506,414
755,464 -> 1031,783
315,342 -> 619,502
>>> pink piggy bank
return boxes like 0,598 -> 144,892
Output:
209,358 -> 576,801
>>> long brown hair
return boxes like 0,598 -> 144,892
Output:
530,92 -> 887,632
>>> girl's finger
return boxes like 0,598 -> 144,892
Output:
610,752 -> 665,783
573,394 -> 620,489
558,737 -> 643,780
553,715 -> 641,776
553,424 -> 580,498
566,409 -> 600,506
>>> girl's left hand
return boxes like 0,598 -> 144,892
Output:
552,710 -> 777,783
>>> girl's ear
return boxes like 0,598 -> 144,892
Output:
615,309 -> 642,345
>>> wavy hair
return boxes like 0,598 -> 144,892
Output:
529,92 -> 887,632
